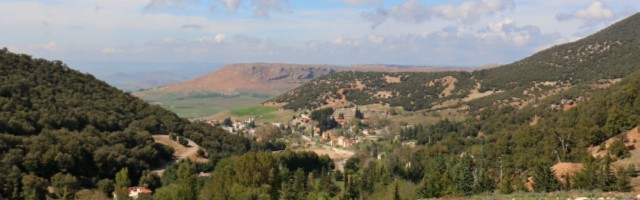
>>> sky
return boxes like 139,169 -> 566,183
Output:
1,0 -> 639,66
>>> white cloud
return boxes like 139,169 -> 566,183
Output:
196,34 -> 226,44
43,42 -> 63,52
145,0 -> 192,9
344,0 -> 382,5
101,47 -> 122,55
251,0 -> 290,17
556,1 -> 613,21
219,0 -> 242,12
478,18 -> 554,47
363,0 -> 515,28
332,36 -> 361,46
146,0 -> 288,17
215,33 -> 226,43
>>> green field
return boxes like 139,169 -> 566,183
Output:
146,94 -> 273,118
231,106 -> 279,120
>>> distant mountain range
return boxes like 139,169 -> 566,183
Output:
133,63 -> 481,100
65,61 -> 223,91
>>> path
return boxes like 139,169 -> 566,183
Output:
151,135 -> 206,176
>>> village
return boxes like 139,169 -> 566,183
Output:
216,108 -> 388,145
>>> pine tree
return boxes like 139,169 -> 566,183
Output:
498,177 -> 514,194
455,156 -> 474,196
343,175 -> 359,200
293,169 -> 307,199
473,169 -> 495,194
354,108 -> 364,119
176,162 -> 197,200
615,168 -> 632,192
532,165 -> 560,192
393,179 -> 402,200
114,168 -> 131,200
279,179 -> 296,200
319,168 -> 340,197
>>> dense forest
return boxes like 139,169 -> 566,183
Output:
0,48 -> 250,199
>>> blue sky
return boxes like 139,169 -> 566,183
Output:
1,0 -> 639,66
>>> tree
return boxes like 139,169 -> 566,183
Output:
279,179 -> 296,200
21,174 -> 47,200
319,168 -> 340,197
177,136 -> 188,146
532,165 -> 560,192
97,179 -> 114,197
51,172 -> 79,199
609,138 -> 630,159
114,168 -> 131,200
175,162 -> 198,200
473,169 -> 495,194
344,157 -> 360,174
343,175 -> 359,200
498,177 -> 514,194
393,179 -> 402,200
615,167 -> 632,192
355,108 -> 364,119
293,169 -> 308,199
223,117 -> 233,127
138,171 -> 161,191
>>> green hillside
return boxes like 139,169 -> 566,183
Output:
269,71 -> 474,111
0,49 -> 250,199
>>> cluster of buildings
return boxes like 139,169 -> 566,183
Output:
321,129 -> 380,148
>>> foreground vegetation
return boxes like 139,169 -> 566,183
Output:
0,49 -> 251,199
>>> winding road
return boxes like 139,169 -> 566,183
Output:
150,135 -> 204,176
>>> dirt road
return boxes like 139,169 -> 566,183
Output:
151,135 -> 206,175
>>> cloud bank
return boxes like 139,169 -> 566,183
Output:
362,0 -> 515,28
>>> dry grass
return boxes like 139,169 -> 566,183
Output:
427,76 -> 458,98
463,83 -> 500,102
152,135 -> 208,163
154,135 -> 189,156
384,75 -> 402,83
552,162 -> 584,183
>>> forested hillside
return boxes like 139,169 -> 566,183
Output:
481,67 -> 640,177
0,48 -> 250,199
268,13 -> 640,113
268,71 -> 474,111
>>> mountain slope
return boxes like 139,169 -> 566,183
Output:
135,63 -> 344,98
134,63 -> 474,98
267,13 -> 640,112
0,49 -> 249,199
